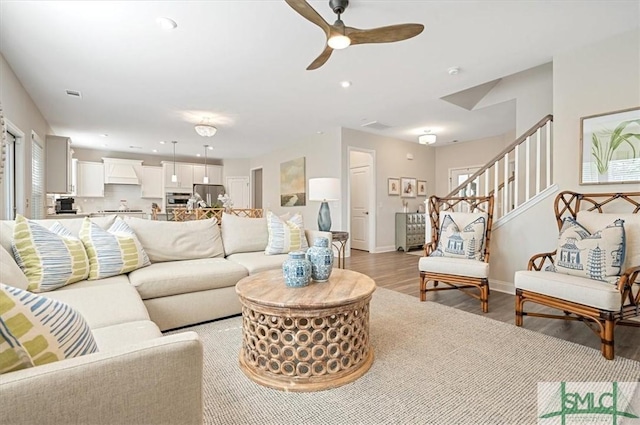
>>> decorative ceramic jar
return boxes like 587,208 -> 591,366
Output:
282,251 -> 312,287
306,237 -> 334,282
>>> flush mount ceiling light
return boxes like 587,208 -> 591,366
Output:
195,118 -> 218,137
156,17 -> 177,31
418,132 -> 437,145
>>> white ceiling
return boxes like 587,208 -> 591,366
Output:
1,1 -> 638,160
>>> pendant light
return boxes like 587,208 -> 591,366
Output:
171,141 -> 178,183
203,144 -> 209,184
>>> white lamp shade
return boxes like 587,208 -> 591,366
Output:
308,178 -> 340,201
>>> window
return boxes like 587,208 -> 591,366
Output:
3,130 -> 16,219
31,134 -> 44,219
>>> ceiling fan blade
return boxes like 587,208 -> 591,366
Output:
306,45 -> 334,70
285,0 -> 331,37
346,24 -> 424,45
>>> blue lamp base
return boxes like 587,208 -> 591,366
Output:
317,201 -> 332,231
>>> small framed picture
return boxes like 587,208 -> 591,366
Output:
401,177 -> 417,198
417,180 -> 427,196
388,178 -> 400,196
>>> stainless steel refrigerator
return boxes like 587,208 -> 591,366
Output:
192,184 -> 226,207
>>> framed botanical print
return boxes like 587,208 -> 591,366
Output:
580,106 -> 640,185
388,178 -> 400,196
417,180 -> 427,196
401,177 -> 416,198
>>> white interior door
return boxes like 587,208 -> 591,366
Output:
350,165 -> 370,251
225,176 -> 249,209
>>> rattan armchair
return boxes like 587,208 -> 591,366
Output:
515,191 -> 640,360
419,195 -> 495,312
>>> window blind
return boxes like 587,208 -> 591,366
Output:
32,135 -> 44,219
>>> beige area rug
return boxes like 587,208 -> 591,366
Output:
171,288 -> 640,424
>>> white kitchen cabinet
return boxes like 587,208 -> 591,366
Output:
141,166 -> 163,198
45,135 -> 73,194
163,162 -> 193,191
192,164 -> 223,185
76,161 -> 105,197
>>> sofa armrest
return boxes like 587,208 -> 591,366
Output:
527,250 -> 556,271
305,229 -> 332,245
0,332 -> 203,425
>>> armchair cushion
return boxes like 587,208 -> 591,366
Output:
551,217 -> 625,284
419,256 -> 489,279
514,270 -> 632,311
430,212 -> 488,261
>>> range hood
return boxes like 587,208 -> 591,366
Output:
102,158 -> 142,185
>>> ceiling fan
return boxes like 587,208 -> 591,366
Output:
285,0 -> 424,70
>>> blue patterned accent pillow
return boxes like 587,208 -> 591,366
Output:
80,218 -> 150,280
430,213 -> 487,261
0,283 -> 98,374
551,217 -> 625,283
11,215 -> 89,292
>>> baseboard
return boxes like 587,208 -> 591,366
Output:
489,279 -> 515,295
371,245 -> 397,253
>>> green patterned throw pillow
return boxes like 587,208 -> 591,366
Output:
11,215 -> 89,292
0,283 -> 98,374
265,212 -> 308,255
551,217 -> 625,283
80,217 -> 150,280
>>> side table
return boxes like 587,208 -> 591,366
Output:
330,231 -> 349,269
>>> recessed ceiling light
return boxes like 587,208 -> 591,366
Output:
196,153 -> 201,157
152,149 -> 158,153
159,141 -> 166,144
156,17 -> 177,31
448,67 -> 460,76
340,81 -> 352,88
100,133 -> 108,137
207,146 -> 214,151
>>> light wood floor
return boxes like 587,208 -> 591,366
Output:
344,249 -> 640,362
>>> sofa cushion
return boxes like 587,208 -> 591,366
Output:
430,212 -> 488,261
0,283 -> 98,374
515,270 -> 626,311
418,256 -> 489,279
12,215 -> 89,292
124,217 -> 224,262
54,274 -> 131,291
576,211 -> 640,274
551,217 -> 625,283
226,251 -> 289,275
221,213 -> 268,255
43,282 -> 150,329
91,320 -> 161,351
80,218 -> 150,280
0,245 -> 28,290
265,212 -> 308,255
128,258 -> 248,300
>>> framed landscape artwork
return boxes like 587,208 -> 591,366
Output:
388,178 -> 400,195
580,106 -> 640,185
417,180 -> 427,196
280,157 -> 306,206
401,177 -> 416,198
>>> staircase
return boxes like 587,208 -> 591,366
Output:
446,115 -> 555,223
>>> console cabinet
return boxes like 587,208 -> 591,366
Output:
395,212 -> 426,252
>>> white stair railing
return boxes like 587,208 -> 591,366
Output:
447,115 -> 553,220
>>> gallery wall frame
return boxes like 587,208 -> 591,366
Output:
388,178 -> 400,196
580,106 -> 640,185
401,177 -> 417,198
417,180 -> 427,196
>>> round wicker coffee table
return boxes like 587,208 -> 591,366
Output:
235,268 -> 376,392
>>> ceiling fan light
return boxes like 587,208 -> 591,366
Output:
195,124 -> 217,137
419,134 -> 437,145
328,35 -> 351,50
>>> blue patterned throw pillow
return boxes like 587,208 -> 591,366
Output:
430,213 -> 487,261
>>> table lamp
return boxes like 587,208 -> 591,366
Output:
308,178 -> 340,231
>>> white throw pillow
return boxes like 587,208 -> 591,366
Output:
550,217 -> 625,284
221,213 -> 268,255
265,212 -> 308,255
430,212 -> 488,261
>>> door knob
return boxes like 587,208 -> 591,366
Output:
364,211 -> 369,215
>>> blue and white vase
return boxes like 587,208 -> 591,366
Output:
306,237 -> 334,282
282,251 -> 311,287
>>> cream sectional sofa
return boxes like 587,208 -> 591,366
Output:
0,213 -> 330,425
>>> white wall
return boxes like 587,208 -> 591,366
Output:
553,29 -> 640,192
476,62 -> 553,137
249,127 -> 342,232
222,158 -> 250,179
0,53 -> 51,219
341,128 -> 435,252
